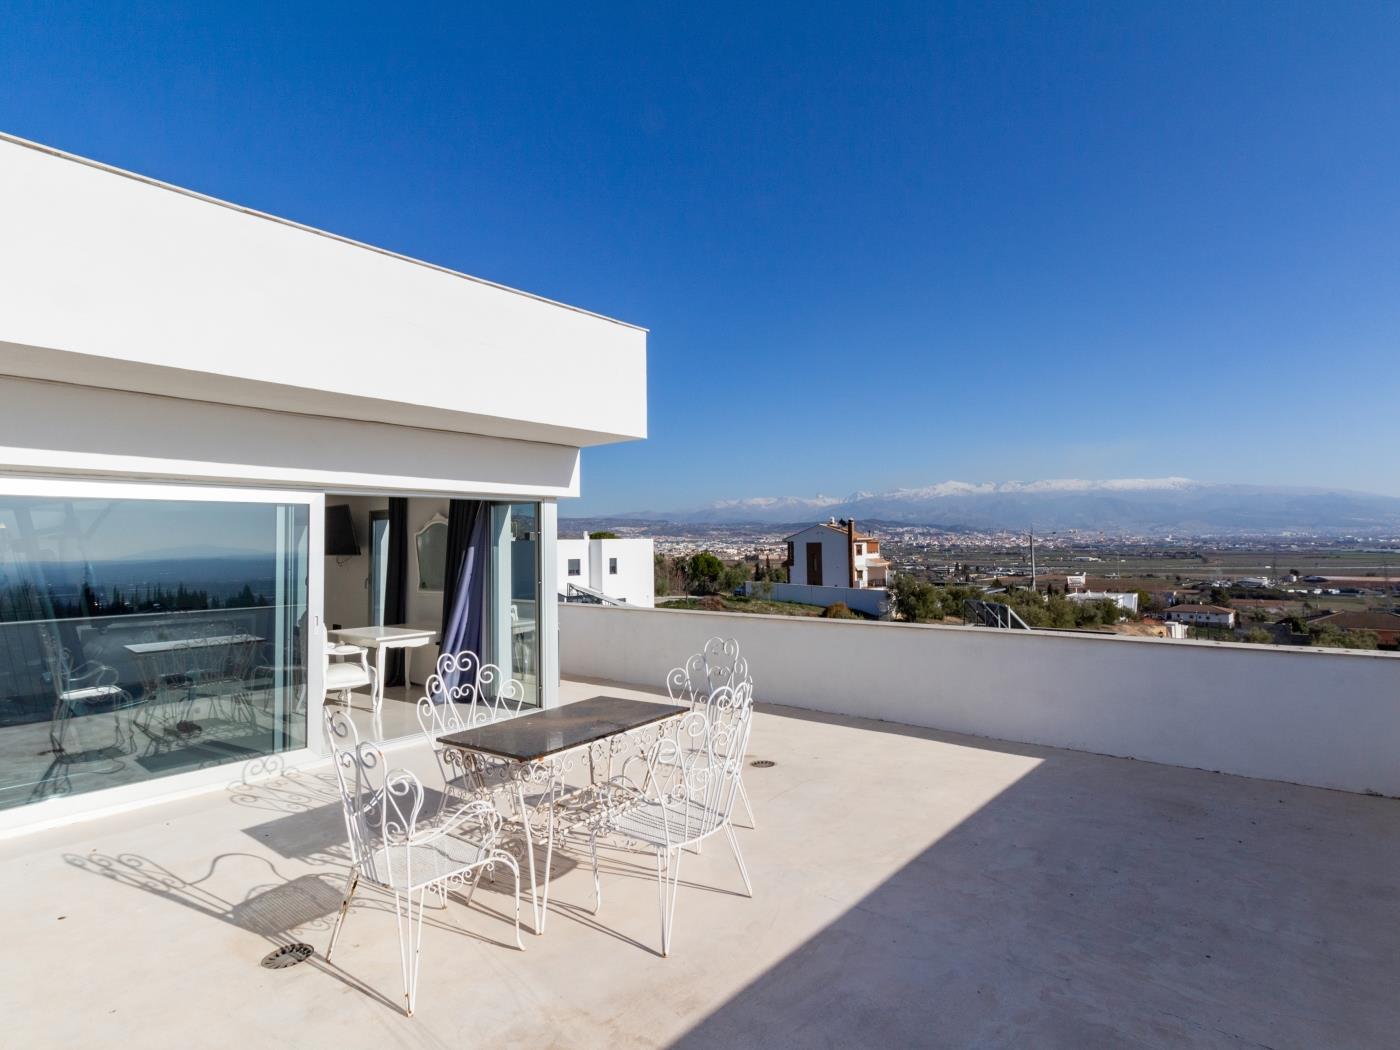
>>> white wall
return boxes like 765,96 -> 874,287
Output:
559,604 -> 1400,796
594,538 -> 654,607
787,525 -> 850,587
0,133 -> 646,449
324,495 -> 387,631
0,376 -> 581,498
559,538 -> 589,591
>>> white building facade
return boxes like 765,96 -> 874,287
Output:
1065,591 -> 1140,615
784,519 -> 890,589
0,133 -> 647,833
1164,605 -> 1237,628
557,536 -> 655,606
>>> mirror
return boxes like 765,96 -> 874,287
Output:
415,514 -> 448,591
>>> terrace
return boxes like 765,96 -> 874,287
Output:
5,618 -> 1400,1047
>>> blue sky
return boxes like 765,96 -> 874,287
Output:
2,2 -> 1397,514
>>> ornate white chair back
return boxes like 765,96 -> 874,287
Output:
700,636 -> 743,694
326,708 -> 425,888
665,651 -> 707,708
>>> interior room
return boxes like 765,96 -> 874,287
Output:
322,495 -> 542,742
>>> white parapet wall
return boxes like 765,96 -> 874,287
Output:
559,603 -> 1400,796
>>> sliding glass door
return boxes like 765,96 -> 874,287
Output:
488,502 -> 540,707
0,483 -> 311,813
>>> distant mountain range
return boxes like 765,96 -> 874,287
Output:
598,479 -> 1400,535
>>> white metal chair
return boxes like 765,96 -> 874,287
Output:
589,683 -> 755,956
416,650 -> 528,806
325,642 -> 376,710
33,630 -> 141,799
323,709 -> 523,1017
665,638 -> 757,829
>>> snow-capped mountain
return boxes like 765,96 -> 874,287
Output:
621,479 -> 1400,534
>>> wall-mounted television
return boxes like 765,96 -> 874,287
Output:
325,504 -> 360,557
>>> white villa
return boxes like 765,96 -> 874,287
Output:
0,132 -> 646,833
783,518 -> 890,589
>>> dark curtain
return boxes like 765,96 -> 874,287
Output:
383,497 -> 409,686
439,499 -> 488,693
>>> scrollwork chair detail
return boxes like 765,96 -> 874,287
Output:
323,709 -> 523,1017
416,650 -> 528,806
590,685 -> 755,957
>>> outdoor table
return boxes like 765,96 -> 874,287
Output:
438,695 -> 687,934
124,633 -> 264,737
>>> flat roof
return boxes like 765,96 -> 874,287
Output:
0,131 -> 647,334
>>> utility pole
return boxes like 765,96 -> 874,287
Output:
1029,528 -> 1036,593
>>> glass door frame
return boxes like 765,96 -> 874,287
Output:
0,475 -> 324,834
486,501 -> 542,708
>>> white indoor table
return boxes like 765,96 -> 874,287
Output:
327,625 -> 437,713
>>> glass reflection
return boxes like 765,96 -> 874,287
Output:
0,495 -> 308,810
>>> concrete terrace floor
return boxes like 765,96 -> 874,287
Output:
3,676 -> 1400,1049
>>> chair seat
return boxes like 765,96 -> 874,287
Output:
59,684 -> 130,705
326,663 -> 372,690
605,797 -> 726,850
379,833 -> 492,892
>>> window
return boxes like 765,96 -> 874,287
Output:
568,558 -> 581,576
609,557 -> 618,575
0,486 -> 309,813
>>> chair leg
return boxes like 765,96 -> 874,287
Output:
589,832 -> 602,915
462,865 -> 486,911
393,886 -> 428,1017
325,870 -> 359,962
493,852 -> 526,951
736,777 -> 757,829
656,846 -> 683,957
725,823 -> 753,897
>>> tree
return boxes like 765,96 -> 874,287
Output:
653,553 -> 670,597
589,531 -> 619,539
719,561 -> 750,594
1310,625 -> 1378,650
890,575 -> 943,623
684,551 -> 726,595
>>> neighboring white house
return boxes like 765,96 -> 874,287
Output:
1065,590 -> 1140,615
0,132 -> 647,833
784,519 -> 891,589
557,535 -> 655,606
1164,604 -> 1238,628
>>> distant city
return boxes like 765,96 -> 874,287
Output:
564,476 -> 1400,651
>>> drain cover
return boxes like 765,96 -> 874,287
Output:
750,759 -> 775,768
260,943 -> 314,969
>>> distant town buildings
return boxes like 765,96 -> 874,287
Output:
784,519 -> 891,589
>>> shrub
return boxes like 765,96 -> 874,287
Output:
822,601 -> 857,619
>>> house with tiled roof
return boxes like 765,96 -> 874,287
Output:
783,518 -> 891,589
